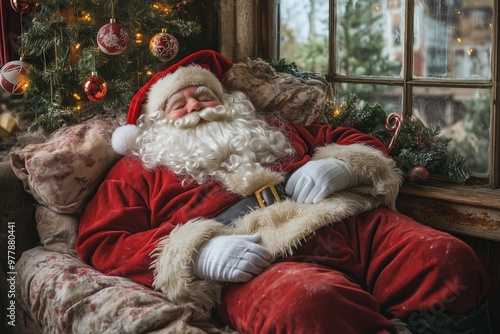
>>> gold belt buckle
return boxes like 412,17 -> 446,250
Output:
255,182 -> 282,209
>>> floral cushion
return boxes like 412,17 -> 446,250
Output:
9,116 -> 121,214
16,247 -> 234,334
221,58 -> 328,125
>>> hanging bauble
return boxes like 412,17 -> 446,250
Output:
10,0 -> 37,14
149,28 -> 179,62
97,19 -> 129,55
408,165 -> 429,184
82,72 -> 107,102
0,60 -> 31,95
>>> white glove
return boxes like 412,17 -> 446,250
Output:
192,234 -> 272,282
285,158 -> 358,204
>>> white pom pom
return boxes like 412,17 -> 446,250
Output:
111,124 -> 141,155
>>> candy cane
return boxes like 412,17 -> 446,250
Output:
385,113 -> 402,152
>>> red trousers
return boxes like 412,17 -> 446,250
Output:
218,207 -> 490,334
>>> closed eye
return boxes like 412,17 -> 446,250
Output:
171,102 -> 186,110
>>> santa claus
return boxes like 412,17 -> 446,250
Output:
77,50 -> 490,333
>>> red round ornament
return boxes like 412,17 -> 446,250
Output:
408,165 -> 429,184
97,19 -> 129,55
10,0 -> 37,14
82,72 -> 107,102
0,60 -> 31,95
149,29 -> 179,62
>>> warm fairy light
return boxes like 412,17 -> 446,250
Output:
80,11 -> 92,22
153,3 -> 172,14
146,70 -> 153,76
73,93 -> 81,100
135,33 -> 143,44
457,38 -> 462,43
468,48 -> 474,56
332,106 -> 343,118
75,43 -> 81,50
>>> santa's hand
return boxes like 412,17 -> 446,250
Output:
285,158 -> 358,204
192,234 -> 272,282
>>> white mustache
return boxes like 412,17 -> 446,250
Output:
162,105 -> 233,129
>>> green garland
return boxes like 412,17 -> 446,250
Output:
325,94 -> 470,184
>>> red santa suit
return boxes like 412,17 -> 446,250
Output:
77,118 -> 488,333
77,50 -> 490,333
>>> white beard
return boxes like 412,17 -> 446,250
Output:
134,92 -> 295,195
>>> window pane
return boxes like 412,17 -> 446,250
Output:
279,0 -> 329,73
412,87 -> 490,175
413,0 -> 493,79
334,83 -> 403,115
335,0 -> 404,77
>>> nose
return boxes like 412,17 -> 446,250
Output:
186,98 -> 202,113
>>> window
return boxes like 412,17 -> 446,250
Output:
278,0 -> 498,187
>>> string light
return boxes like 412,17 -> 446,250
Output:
135,32 -> 143,44
79,11 -> 92,22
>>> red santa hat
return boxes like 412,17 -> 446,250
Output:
112,50 -> 233,155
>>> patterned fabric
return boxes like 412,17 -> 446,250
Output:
15,247 -> 235,334
9,117 -> 121,214
221,59 -> 328,126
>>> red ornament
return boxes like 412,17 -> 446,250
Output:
149,29 -> 179,62
97,19 -> 129,55
408,165 -> 429,184
0,60 -> 31,95
82,72 -> 107,102
10,0 -> 37,14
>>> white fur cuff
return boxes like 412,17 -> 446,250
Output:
150,218 -> 225,310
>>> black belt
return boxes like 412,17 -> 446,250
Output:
215,182 -> 288,225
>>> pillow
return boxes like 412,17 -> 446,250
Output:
35,204 -> 78,256
221,59 -> 328,125
9,116 -> 121,214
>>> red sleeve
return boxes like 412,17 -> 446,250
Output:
266,117 -> 389,158
76,158 -> 175,287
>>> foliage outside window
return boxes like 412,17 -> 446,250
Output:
279,0 -> 495,186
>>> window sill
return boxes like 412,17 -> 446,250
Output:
399,181 -> 500,210
396,182 -> 500,242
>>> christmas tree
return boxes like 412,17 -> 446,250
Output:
6,0 -> 201,132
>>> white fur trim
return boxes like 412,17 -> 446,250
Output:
222,165 -> 285,197
312,143 -> 403,209
150,218 -> 226,311
145,65 -> 224,115
111,124 -> 141,155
